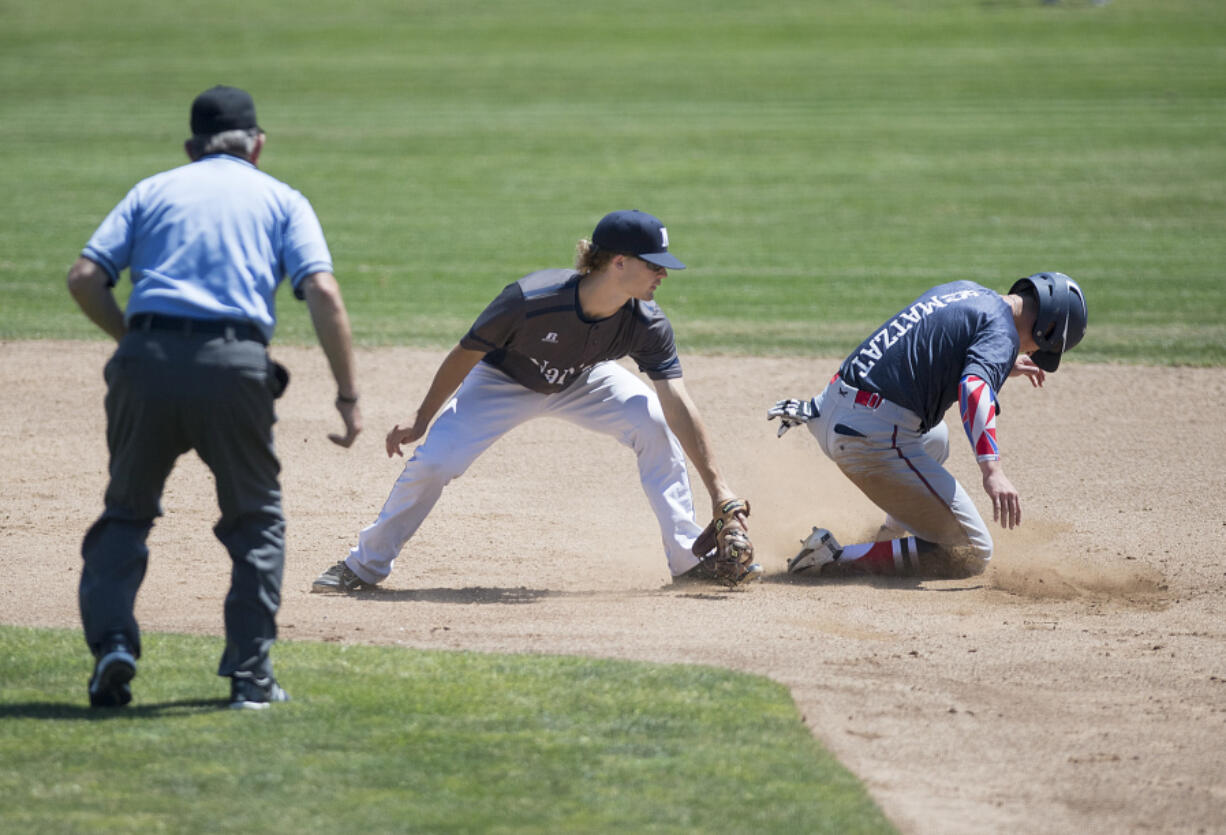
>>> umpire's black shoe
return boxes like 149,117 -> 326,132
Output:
229,675 -> 291,710
88,634 -> 137,708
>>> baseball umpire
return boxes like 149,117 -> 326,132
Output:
769,273 -> 1086,577
312,210 -> 758,593
68,85 -> 362,709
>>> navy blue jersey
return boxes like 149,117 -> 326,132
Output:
838,281 -> 1019,431
460,269 -> 682,394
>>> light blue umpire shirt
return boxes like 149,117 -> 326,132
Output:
82,153 -> 332,343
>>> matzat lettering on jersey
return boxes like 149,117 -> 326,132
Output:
849,288 -> 986,376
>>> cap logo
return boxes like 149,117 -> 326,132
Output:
660,227 -> 669,248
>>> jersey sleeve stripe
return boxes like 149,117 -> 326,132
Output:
959,374 -> 1000,461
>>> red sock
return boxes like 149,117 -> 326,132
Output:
841,537 -> 920,575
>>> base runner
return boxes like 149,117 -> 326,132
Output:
769,273 -> 1087,578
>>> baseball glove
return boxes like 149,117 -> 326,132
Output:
691,498 -> 756,586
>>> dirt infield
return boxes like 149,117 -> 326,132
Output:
3,340 -> 1223,834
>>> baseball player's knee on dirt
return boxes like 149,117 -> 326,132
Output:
925,520 -> 992,573
889,504 -> 991,567
923,540 -> 989,578
918,540 -> 990,578
836,536 -> 989,578
965,553 -> 990,576
963,526 -> 993,564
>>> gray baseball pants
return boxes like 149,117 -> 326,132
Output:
79,323 -> 285,682
807,377 -> 993,562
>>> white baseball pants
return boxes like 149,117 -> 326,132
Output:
346,361 -> 705,583
807,378 -> 993,562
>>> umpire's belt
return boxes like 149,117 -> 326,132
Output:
830,374 -> 923,432
129,314 -> 267,346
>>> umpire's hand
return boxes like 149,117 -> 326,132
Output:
330,398 -> 362,447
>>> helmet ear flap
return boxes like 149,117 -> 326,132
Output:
1010,272 -> 1087,366
1033,275 -> 1066,352
1008,274 -> 1049,345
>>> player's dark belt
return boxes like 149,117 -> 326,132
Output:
129,314 -> 268,345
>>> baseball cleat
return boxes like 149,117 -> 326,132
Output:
229,675 -> 290,710
88,634 -> 137,708
787,527 -> 843,574
311,560 -> 376,593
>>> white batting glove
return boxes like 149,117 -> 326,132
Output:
767,397 -> 817,437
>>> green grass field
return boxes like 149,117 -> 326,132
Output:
2,0 -> 1223,362
0,626 -> 892,834
1,1 -> 1224,831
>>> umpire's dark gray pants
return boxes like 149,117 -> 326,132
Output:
80,326 -> 285,682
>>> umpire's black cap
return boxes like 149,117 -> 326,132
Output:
190,85 -> 261,136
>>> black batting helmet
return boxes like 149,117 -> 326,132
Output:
1008,272 -> 1087,372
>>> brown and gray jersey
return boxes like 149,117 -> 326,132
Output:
461,268 -> 682,394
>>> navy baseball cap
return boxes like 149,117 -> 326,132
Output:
190,85 -> 260,136
592,210 -> 686,270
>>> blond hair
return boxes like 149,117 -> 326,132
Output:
574,239 -> 619,275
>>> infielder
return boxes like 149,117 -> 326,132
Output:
69,86 -> 361,709
313,210 -> 758,593
769,273 -> 1087,577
